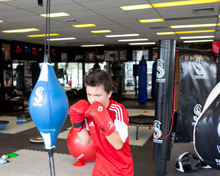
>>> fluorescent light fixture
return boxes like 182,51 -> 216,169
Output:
48,37 -> 76,41
176,30 -> 215,34
170,23 -> 217,28
183,39 -> 214,43
118,38 -> 148,42
139,19 -> 164,23
27,33 -> 60,37
0,0 -> 11,2
129,42 -> 156,45
40,12 -> 70,18
153,0 -> 220,8
180,35 -> 214,39
91,30 -> 111,33
81,44 -> 104,47
73,24 -> 96,28
120,4 -> 152,11
157,30 -> 215,35
156,32 -> 175,35
0,20 -> 3,23
106,34 -> 140,38
2,28 -> 39,33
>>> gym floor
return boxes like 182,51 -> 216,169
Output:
0,97 -> 219,176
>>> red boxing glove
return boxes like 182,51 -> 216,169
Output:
69,100 -> 89,132
85,102 -> 115,136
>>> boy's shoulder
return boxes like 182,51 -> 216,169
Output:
109,99 -> 127,110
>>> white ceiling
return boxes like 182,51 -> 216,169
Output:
0,0 -> 219,47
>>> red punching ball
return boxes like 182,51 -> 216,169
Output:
67,128 -> 96,162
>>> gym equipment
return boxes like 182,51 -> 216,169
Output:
17,113 -> 30,123
175,152 -> 201,173
138,56 -> 147,104
194,81 -> 220,170
85,102 -> 115,136
29,0 -> 69,176
69,100 -> 89,132
29,61 -> 69,148
176,49 -> 216,142
153,40 -> 176,176
0,120 -> 9,130
67,128 -> 96,163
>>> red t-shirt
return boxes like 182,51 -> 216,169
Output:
86,99 -> 134,176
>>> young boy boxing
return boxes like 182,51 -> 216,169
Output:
69,69 -> 134,176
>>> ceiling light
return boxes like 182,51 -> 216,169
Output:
153,0 -> 220,8
0,20 -> 3,23
176,30 -> 215,34
91,30 -> 111,33
120,4 -> 152,11
27,33 -> 60,37
40,12 -> 70,18
156,32 -> 175,35
2,28 -> 39,33
0,0 -> 11,2
73,24 -> 96,28
139,19 -> 164,23
48,37 -> 76,41
118,38 -> 148,42
180,35 -> 214,39
106,34 -> 140,38
183,39 -> 214,43
157,30 -> 215,35
129,42 -> 156,45
170,23 -> 217,28
80,44 -> 104,47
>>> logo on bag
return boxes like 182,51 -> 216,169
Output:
156,59 -> 165,83
195,57 -> 205,79
97,106 -> 103,112
192,104 -> 202,126
153,120 -> 163,144
33,87 -> 44,107
215,159 -> 220,166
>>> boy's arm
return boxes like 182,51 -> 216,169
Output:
77,128 -> 92,146
106,131 -> 124,150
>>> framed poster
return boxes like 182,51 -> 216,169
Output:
61,53 -> 68,62
2,43 -> 11,62
104,50 -> 127,61
85,51 -> 96,61
75,55 -> 84,61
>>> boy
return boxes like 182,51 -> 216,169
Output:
69,69 -> 134,176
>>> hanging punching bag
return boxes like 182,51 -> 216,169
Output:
138,56 -> 147,104
29,59 -> 69,149
194,82 -> 220,170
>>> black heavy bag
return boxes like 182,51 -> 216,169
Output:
154,40 -> 176,176
194,82 -> 220,170
138,57 -> 147,104
176,49 -> 216,142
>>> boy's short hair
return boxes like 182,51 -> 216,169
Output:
84,69 -> 113,94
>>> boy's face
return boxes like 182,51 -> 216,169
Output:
86,85 -> 112,108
